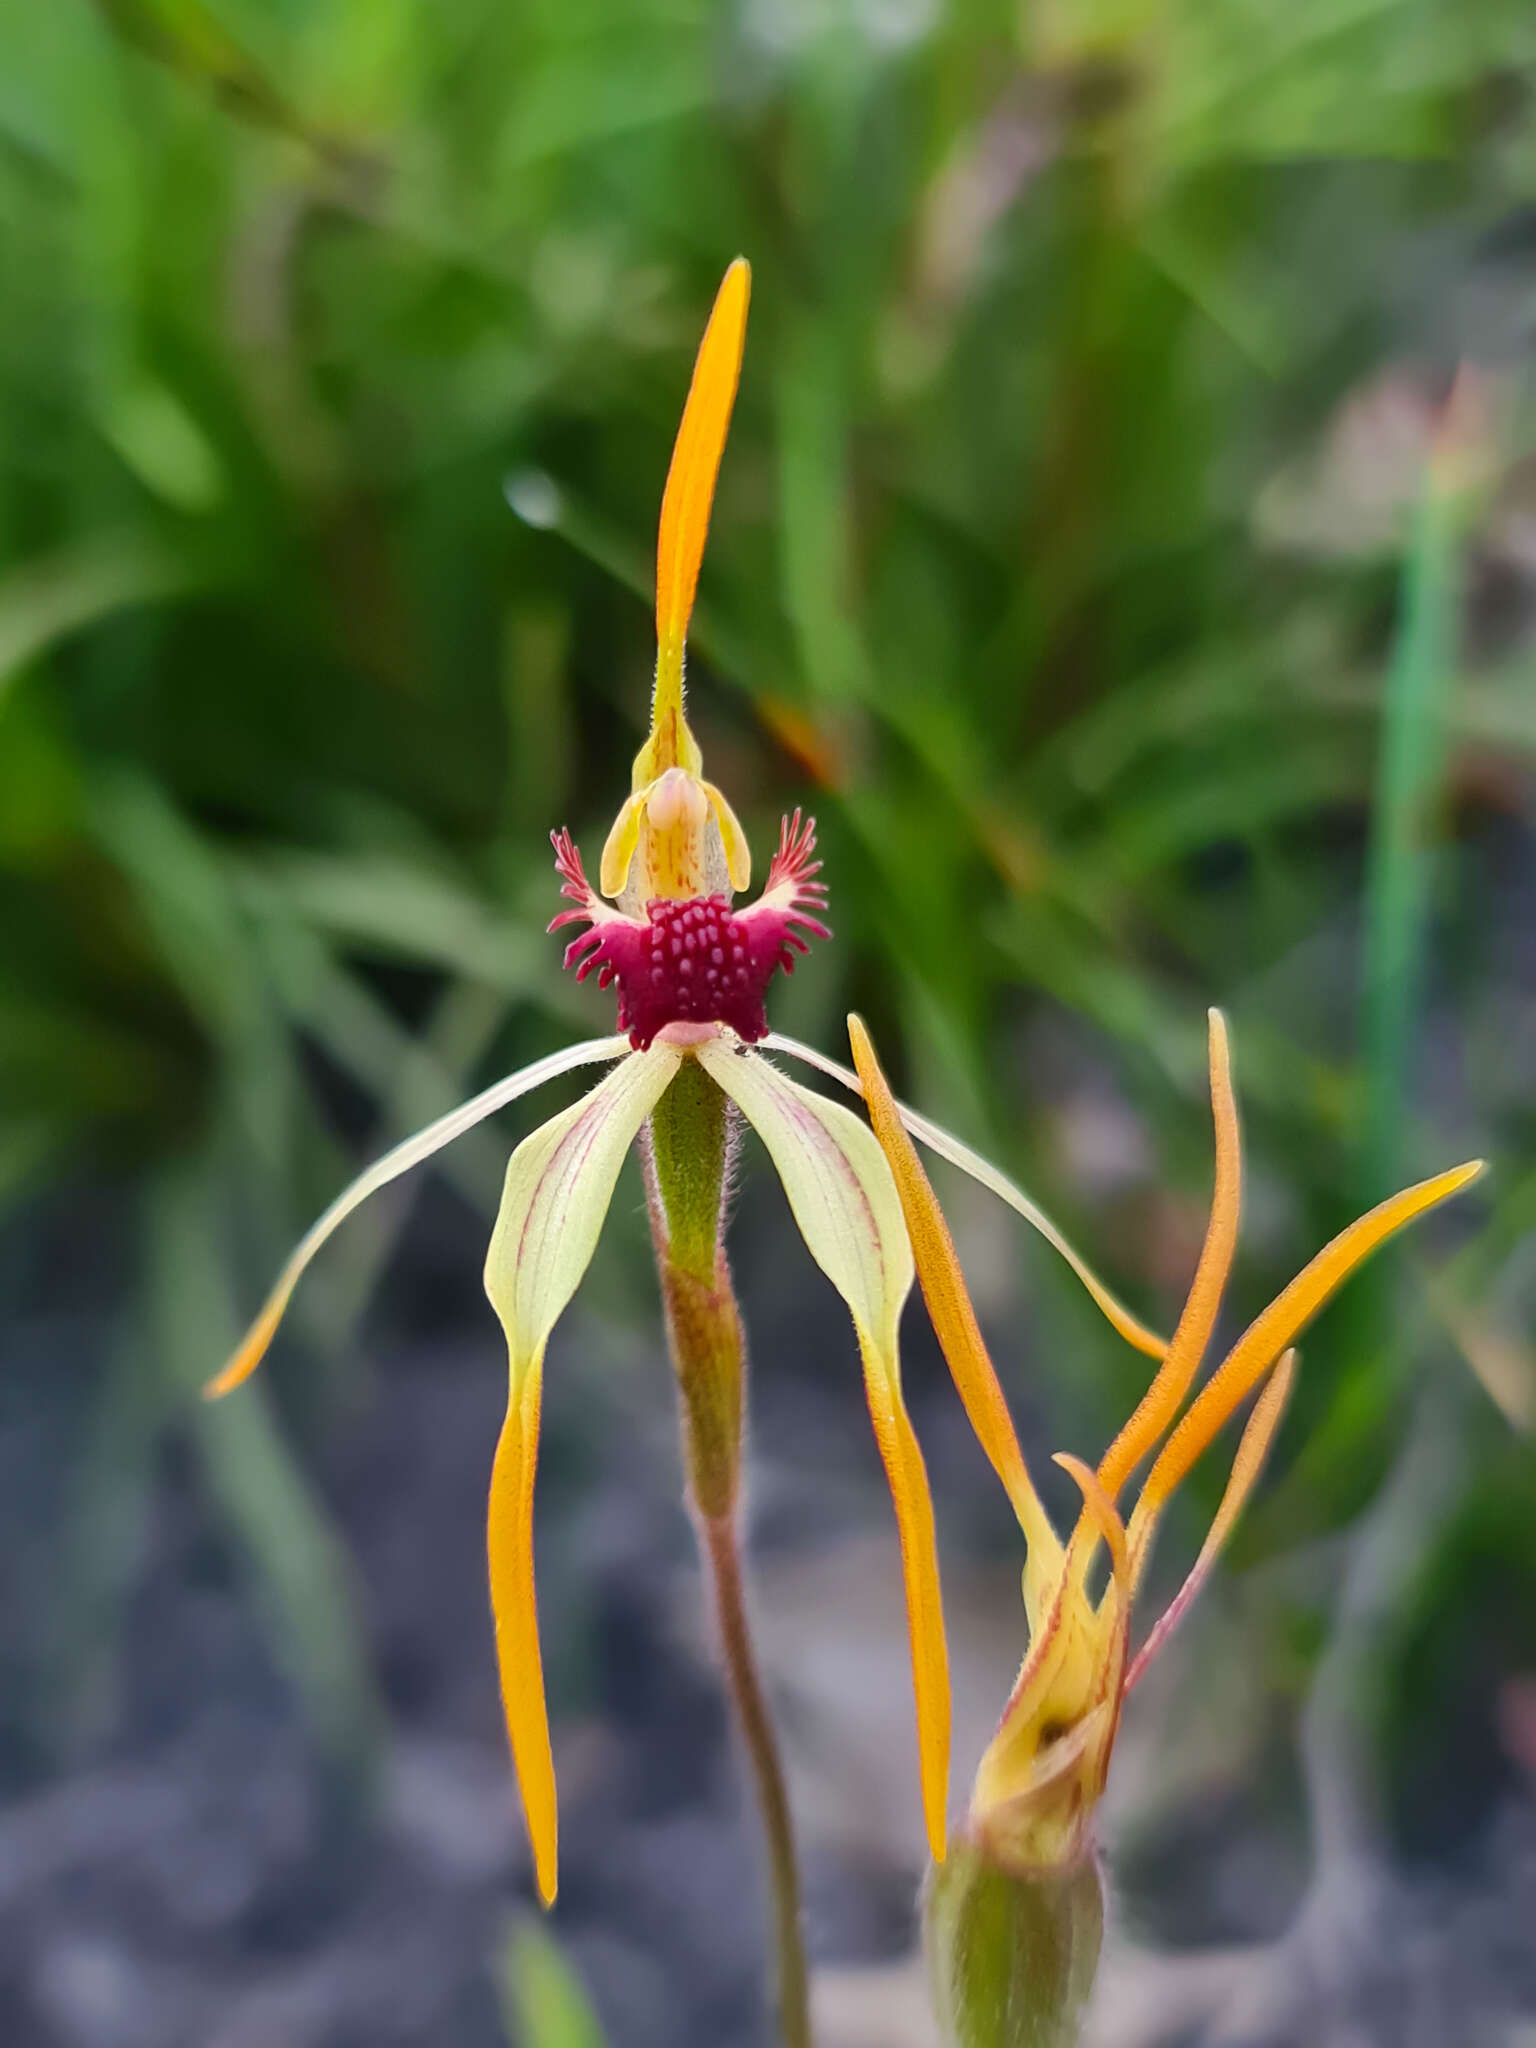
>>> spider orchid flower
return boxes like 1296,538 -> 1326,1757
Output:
203,258 -> 1164,1909
850,1010 -> 1483,1877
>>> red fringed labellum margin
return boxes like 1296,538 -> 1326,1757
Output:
550,812 -> 830,1049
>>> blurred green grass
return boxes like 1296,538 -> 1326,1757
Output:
2,0 -> 1533,1848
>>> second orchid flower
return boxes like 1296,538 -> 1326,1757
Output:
850,1008 -> 1481,1885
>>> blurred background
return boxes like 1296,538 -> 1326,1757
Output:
2,0 -> 1535,2043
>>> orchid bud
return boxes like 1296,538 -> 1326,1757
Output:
924,1831 -> 1104,2048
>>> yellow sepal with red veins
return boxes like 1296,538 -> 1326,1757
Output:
850,1007 -> 1483,1873
600,258 -> 753,907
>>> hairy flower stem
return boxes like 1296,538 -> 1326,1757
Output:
645,1060 -> 813,2048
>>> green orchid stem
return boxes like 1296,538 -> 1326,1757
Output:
699,1512 -> 813,2048
649,1060 -> 742,1520
645,1059 -> 814,2048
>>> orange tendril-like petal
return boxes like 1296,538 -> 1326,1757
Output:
1126,1348 -> 1297,1691
1097,1009 -> 1241,1503
848,1014 -> 1060,1574
764,1030 -> 1168,1362
1129,1159 -> 1485,1550
653,258 -> 750,757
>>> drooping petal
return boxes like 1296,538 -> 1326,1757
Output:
482,1044 -> 683,1903
764,1030 -> 1167,1362
1097,1008 -> 1242,1502
696,1037 -> 951,1862
847,1015 -> 1062,1581
1128,1160 -> 1484,1545
204,1036 -> 631,1401
653,258 -> 751,747
1125,1348 -> 1297,1693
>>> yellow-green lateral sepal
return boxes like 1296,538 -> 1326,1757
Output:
482,1044 -> 682,1904
696,1039 -> 951,1863
205,1036 -> 630,1401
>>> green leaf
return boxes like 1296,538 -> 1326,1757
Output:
0,536 -> 193,702
495,1919 -> 608,2048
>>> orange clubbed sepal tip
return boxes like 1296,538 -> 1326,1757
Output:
204,1296 -> 286,1400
